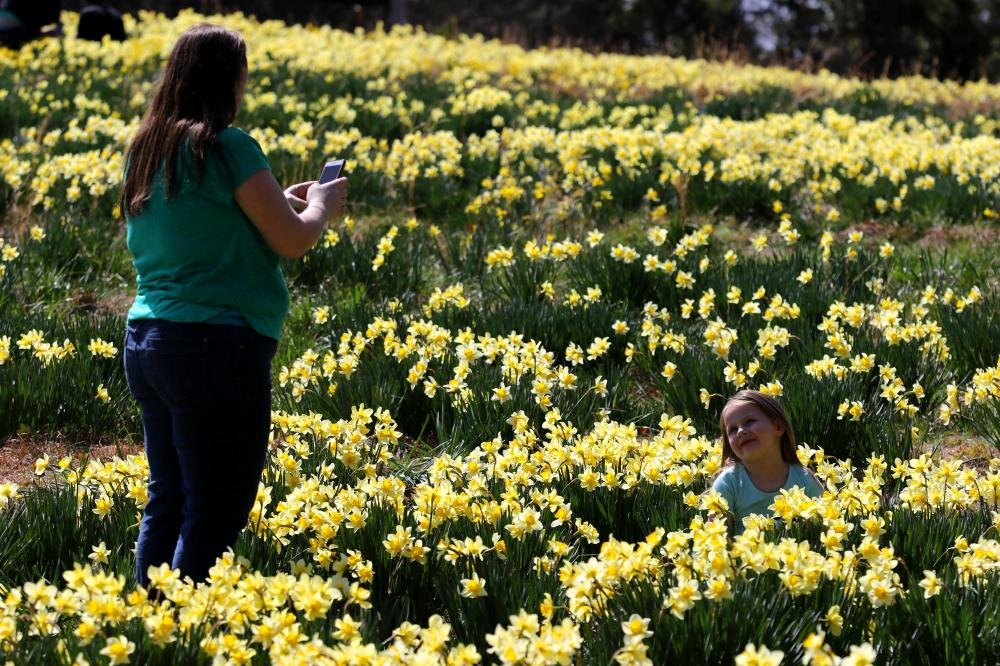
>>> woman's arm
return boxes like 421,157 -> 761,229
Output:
234,170 -> 348,259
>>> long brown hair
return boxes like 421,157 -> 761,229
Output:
719,390 -> 799,467
119,23 -> 247,218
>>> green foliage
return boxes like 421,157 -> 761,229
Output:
703,85 -> 799,120
0,481 -> 137,591
588,575 -> 842,664
0,312 -> 136,439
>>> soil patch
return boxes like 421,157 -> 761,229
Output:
0,436 -> 143,485
914,431 -> 997,471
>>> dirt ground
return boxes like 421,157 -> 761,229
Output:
0,436 -> 144,485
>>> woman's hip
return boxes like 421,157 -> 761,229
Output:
124,318 -> 277,408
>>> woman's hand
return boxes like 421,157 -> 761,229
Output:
305,177 -> 348,222
284,181 -> 316,212
236,171 -> 348,259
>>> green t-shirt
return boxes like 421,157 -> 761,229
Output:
711,463 -> 823,533
126,127 -> 288,340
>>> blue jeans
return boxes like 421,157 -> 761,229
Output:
124,319 -> 277,587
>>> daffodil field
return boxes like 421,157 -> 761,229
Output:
2,9 -> 1000,665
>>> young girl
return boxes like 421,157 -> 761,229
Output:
711,390 -> 823,534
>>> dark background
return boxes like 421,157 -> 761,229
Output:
58,1 -> 1000,82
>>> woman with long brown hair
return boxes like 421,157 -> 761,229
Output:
121,23 -> 347,586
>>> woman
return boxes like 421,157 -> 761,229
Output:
119,23 -> 347,587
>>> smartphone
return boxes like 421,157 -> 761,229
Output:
319,159 -> 345,184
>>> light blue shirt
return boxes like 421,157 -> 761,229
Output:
711,463 -> 823,533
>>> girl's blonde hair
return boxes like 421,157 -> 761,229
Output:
719,390 -> 799,467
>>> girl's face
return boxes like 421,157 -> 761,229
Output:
722,401 -> 785,465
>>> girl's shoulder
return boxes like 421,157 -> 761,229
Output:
788,463 -> 823,493
711,463 -> 745,489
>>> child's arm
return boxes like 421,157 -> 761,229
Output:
709,468 -> 739,535
801,466 -> 824,497
716,512 -> 735,536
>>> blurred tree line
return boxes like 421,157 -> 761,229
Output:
86,0 -> 1000,81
